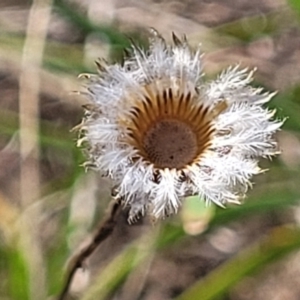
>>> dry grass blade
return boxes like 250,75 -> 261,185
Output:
18,0 -> 53,299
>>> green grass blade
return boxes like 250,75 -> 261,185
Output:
176,226 -> 300,300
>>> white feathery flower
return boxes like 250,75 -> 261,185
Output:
77,30 -> 284,222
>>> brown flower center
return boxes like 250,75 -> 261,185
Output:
121,83 -> 227,169
143,119 -> 197,169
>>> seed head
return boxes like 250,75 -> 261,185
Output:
77,30 -> 284,222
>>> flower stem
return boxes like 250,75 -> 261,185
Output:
57,199 -> 122,300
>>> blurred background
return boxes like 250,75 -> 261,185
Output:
1,0 -> 300,299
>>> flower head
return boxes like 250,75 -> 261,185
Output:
77,30 -> 284,222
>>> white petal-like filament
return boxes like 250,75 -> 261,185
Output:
77,31 -> 284,220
